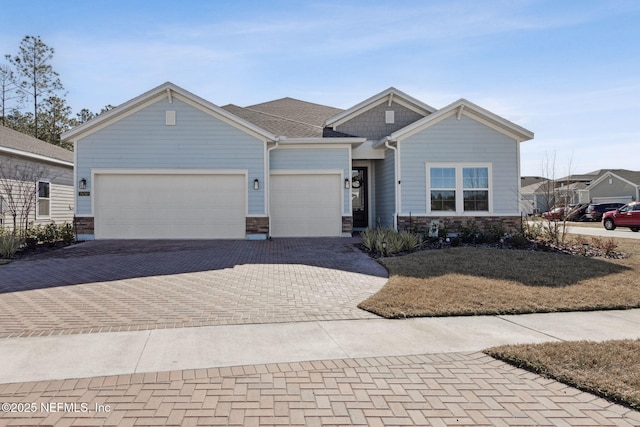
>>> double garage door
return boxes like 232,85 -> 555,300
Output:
94,173 -> 246,239
94,172 -> 343,239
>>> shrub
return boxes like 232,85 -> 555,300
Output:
59,222 -> 75,244
522,218 -> 544,241
361,228 -> 423,256
591,237 -> 618,257
399,230 -> 422,251
0,230 -> 20,258
26,221 -> 75,245
459,220 -> 480,243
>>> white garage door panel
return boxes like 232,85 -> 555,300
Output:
271,174 -> 341,237
95,174 -> 245,239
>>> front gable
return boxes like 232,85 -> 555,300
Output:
324,87 -> 436,140
334,99 -> 429,141
383,98 -> 534,145
62,82 -> 277,144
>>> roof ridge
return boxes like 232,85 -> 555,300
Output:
247,96 -> 342,111
241,106 -> 323,129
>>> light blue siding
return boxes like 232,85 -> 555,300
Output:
76,98 -> 266,215
374,149 -> 396,228
400,115 -> 520,215
270,147 -> 351,215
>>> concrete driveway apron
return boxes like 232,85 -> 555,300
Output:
0,238 -> 388,338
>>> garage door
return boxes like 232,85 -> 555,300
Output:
270,173 -> 342,237
95,173 -> 246,239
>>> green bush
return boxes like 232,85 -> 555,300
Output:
26,221 -> 75,245
59,223 -> 75,244
0,230 -> 20,258
361,228 -> 423,256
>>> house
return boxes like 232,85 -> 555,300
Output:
581,170 -> 640,204
520,177 -> 552,214
61,82 -> 534,240
0,125 -> 74,231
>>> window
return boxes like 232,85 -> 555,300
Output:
462,167 -> 489,211
37,180 -> 50,217
428,165 -> 491,213
430,168 -> 456,211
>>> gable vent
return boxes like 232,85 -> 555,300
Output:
385,110 -> 395,124
166,111 -> 176,126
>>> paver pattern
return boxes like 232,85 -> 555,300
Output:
0,239 -> 387,338
1,352 -> 638,426
3,239 -> 640,426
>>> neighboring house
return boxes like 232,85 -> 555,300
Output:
583,170 -> 640,204
62,82 -> 534,240
520,177 -> 552,214
0,125 -> 74,231
521,170 -> 640,215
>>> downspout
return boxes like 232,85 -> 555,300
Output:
385,138 -> 400,230
266,139 -> 280,238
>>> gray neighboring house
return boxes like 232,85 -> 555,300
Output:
521,169 -> 640,215
62,82 -> 534,240
580,170 -> 640,204
0,125 -> 74,231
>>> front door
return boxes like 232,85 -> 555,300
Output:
352,167 -> 368,228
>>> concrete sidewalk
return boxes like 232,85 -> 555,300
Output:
2,308 -> 639,384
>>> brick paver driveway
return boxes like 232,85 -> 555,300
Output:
0,238 -> 387,338
2,352 -> 638,426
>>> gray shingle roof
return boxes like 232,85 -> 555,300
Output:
0,125 -> 73,164
599,169 -> 640,185
222,98 -> 344,138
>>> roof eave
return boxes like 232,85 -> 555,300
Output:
0,145 -> 74,167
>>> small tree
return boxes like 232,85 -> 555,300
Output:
0,156 -> 52,237
538,150 -> 574,245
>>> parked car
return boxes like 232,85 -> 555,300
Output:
584,202 -> 625,222
565,203 -> 589,222
602,202 -> 640,232
542,207 -> 565,220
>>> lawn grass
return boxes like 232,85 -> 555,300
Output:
486,339 -> 640,410
358,237 -> 640,318
359,235 -> 640,410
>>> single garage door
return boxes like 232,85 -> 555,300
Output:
95,173 -> 246,239
270,173 -> 342,237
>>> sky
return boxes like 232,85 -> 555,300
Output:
1,0 -> 638,177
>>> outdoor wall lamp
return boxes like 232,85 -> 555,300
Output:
79,178 -> 87,190
344,178 -> 350,189
253,179 -> 259,190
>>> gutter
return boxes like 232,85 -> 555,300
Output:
385,138 -> 400,230
266,139 -> 280,238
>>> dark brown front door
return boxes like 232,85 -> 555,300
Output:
352,167 -> 368,228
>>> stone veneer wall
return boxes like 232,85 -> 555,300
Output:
246,217 -> 269,235
342,216 -> 353,234
397,216 -> 521,235
74,216 -> 95,235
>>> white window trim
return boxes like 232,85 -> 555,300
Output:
36,179 -> 51,219
426,163 -> 493,215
